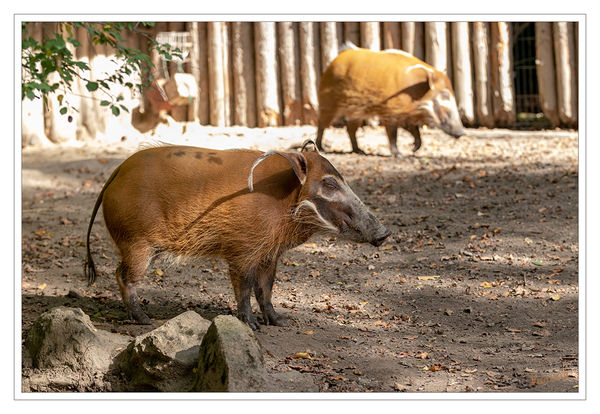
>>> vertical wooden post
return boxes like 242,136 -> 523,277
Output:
231,22 -> 257,127
196,23 -> 210,125
278,22 -> 302,125
74,24 -> 96,140
299,22 -> 320,125
343,22 -> 360,46
207,22 -> 226,126
553,22 -> 577,127
254,22 -> 281,127
222,22 -> 232,126
490,22 -> 516,127
534,22 -> 560,127
360,22 -> 380,50
451,22 -> 475,125
401,22 -> 425,59
41,22 -> 77,143
22,23 -> 51,146
320,22 -> 339,70
167,22 -> 188,122
471,22 -> 494,128
425,22 -> 448,74
186,22 -> 200,123
382,22 -> 401,50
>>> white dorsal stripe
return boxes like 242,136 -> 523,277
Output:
406,63 -> 434,73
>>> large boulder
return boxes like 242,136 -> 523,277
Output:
193,315 -> 268,392
24,306 -> 132,391
115,310 -> 211,391
26,306 -> 130,373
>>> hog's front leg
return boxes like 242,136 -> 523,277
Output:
254,262 -> 288,326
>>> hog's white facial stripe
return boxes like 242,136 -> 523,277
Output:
293,200 -> 338,234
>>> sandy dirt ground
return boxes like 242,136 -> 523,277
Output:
20,124 -> 579,392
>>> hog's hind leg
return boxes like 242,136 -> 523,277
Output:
115,247 -> 153,325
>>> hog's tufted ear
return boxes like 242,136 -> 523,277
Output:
300,139 -> 319,153
248,151 -> 307,192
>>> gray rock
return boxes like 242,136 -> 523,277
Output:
26,306 -> 130,373
116,310 -> 211,391
24,306 -> 132,391
193,315 -> 268,392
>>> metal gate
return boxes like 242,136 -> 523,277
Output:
511,22 -> 549,128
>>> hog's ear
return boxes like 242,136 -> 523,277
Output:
426,69 -> 438,89
300,139 -> 319,153
248,151 -> 307,192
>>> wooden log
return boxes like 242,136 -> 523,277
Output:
22,23 -> 51,146
195,23 -> 210,125
320,22 -> 339,70
534,22 -> 560,127
207,22 -> 226,126
553,22 -> 577,127
401,22 -> 426,59
254,22 -> 281,127
231,22 -> 257,127
278,22 -> 302,126
41,22 -> 78,143
222,22 -> 232,126
471,22 -> 494,128
343,22 -> 360,46
490,22 -> 516,127
186,22 -> 200,123
166,22 -> 188,122
425,22 -> 448,74
382,22 -> 401,50
299,22 -> 320,125
451,22 -> 475,125
73,24 -> 96,141
360,22 -> 380,50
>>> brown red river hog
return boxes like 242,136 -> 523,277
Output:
316,42 -> 466,156
84,141 -> 390,330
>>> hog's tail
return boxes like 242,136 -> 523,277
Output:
84,165 -> 121,285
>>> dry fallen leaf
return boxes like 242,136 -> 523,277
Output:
293,352 -> 312,360
417,275 -> 440,281
549,293 -> 561,301
302,330 -> 314,335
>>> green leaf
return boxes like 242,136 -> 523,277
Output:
100,100 -> 111,106
111,105 -> 120,116
533,261 -> 543,266
59,107 -> 68,115
85,81 -> 99,92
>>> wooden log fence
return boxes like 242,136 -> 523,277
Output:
22,21 -> 579,145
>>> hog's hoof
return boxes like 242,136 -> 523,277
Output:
264,311 -> 289,327
353,149 -> 367,156
129,309 -> 152,325
238,312 -> 260,331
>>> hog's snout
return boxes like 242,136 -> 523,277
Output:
370,227 -> 391,247
450,126 -> 467,139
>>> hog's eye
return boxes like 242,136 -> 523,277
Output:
322,177 -> 340,191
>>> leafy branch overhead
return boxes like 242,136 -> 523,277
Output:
21,22 -> 183,117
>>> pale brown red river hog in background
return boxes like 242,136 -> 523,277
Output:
316,42 -> 467,156
84,141 -> 390,330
